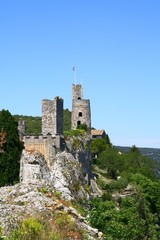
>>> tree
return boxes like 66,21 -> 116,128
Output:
91,136 -> 112,158
0,110 -> 24,186
97,147 -> 124,179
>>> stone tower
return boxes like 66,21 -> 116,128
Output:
42,96 -> 63,136
71,84 -> 91,132
18,120 -> 26,141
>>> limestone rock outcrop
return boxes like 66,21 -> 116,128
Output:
19,150 -> 51,183
50,151 -> 90,201
0,180 -> 101,239
20,149 -> 102,203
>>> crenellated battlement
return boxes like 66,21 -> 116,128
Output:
23,134 -> 65,166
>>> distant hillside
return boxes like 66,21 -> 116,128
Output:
115,146 -> 160,162
14,109 -> 71,135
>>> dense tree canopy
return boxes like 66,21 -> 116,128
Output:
90,137 -> 160,239
14,109 -> 72,135
0,110 -> 24,186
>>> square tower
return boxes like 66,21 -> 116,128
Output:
71,84 -> 91,132
42,97 -> 63,136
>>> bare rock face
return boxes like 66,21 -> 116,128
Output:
50,152 -> 90,201
20,149 -> 102,203
0,147 -> 103,238
65,133 -> 93,178
20,150 -> 51,183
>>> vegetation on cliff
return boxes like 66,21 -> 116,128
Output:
1,110 -> 160,239
90,140 -> 160,239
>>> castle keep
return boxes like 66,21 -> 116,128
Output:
42,97 -> 63,136
20,84 -> 91,166
71,84 -> 91,131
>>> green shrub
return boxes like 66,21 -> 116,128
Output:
105,177 -> 128,192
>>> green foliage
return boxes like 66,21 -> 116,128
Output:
9,212 -> 85,240
0,227 -> 4,240
64,108 -> 71,131
90,194 -> 160,239
91,139 -> 160,239
91,136 -> 112,158
96,176 -> 106,189
77,123 -> 88,131
10,216 -> 63,240
72,138 -> 81,149
105,177 -> 128,192
94,141 -> 156,181
131,173 -> 160,214
14,115 -> 41,135
96,147 -> 124,179
122,150 -> 156,181
0,110 -> 24,187
64,129 -> 85,138
14,109 -> 71,135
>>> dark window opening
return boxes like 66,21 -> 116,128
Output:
79,112 -> 82,117
77,121 -> 81,126
78,97 -> 81,99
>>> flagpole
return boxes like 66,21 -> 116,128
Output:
73,65 -> 76,84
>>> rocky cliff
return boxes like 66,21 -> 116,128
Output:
0,180 -> 102,239
0,149 -> 103,239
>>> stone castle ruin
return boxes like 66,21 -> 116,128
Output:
19,84 -> 103,201
19,84 -> 91,167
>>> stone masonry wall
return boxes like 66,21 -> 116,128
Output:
72,84 -> 83,99
23,135 -> 55,166
42,97 -> 63,136
42,99 -> 54,135
71,84 -> 91,132
71,99 -> 91,131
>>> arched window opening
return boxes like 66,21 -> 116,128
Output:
79,112 -> 82,117
78,97 -> 81,100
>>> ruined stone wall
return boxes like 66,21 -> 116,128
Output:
23,134 -> 65,166
18,120 -> 26,141
42,97 -> 63,136
23,135 -> 54,166
42,99 -> 55,135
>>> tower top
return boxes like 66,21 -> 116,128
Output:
72,84 -> 83,100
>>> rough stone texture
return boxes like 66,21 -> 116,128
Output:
20,149 -> 102,202
18,120 -> 26,141
71,84 -> 91,132
42,96 -> 63,136
19,150 -> 51,183
72,84 -> 83,100
0,181 -> 102,239
66,134 -> 93,179
23,135 -> 65,166
50,152 -> 90,201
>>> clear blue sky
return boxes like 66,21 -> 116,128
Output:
0,0 -> 160,148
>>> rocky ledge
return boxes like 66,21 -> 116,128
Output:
0,180 -> 103,239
